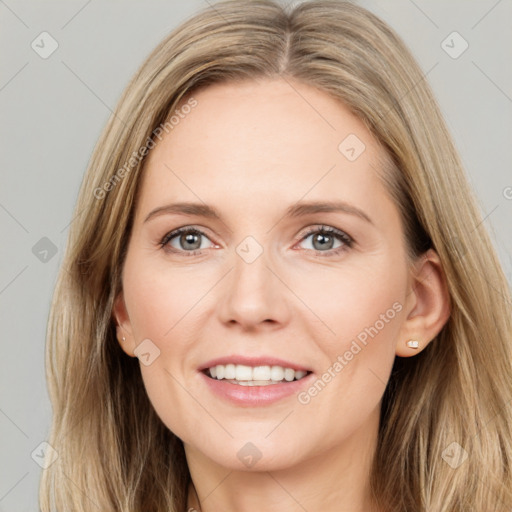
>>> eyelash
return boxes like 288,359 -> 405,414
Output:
159,225 -> 354,258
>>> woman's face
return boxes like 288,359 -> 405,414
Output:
115,78 -> 416,472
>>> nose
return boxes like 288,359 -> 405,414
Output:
216,242 -> 291,331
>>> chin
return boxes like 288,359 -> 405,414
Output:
190,436 -> 306,472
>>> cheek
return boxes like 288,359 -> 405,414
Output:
292,266 -> 404,445
123,258 -> 211,344
295,256 -> 405,354
121,257 -> 218,431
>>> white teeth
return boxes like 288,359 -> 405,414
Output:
226,379 -> 281,386
270,366 -> 284,381
207,364 -> 309,383
284,368 -> 295,382
224,363 -> 236,379
252,366 -> 271,380
235,364 -> 253,381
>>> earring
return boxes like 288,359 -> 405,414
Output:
122,336 -> 126,342
406,340 -> 419,349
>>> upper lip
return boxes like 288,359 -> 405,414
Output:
199,355 -> 312,373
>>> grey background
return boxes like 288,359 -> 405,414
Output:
1,0 -> 511,510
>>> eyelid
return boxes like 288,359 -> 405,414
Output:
297,224 -> 353,242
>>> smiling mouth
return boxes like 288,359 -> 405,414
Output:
202,364 -> 312,386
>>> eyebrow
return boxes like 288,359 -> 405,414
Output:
144,200 -> 373,225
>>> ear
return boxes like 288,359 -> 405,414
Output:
112,291 -> 136,357
395,248 -> 451,357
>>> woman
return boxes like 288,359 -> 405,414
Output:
39,1 -> 512,511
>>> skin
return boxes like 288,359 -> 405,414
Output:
113,77 -> 450,512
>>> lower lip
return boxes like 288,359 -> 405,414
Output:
199,371 -> 314,406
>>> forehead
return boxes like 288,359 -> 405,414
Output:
137,78 -> 389,220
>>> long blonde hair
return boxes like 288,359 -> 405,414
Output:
40,1 -> 512,510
